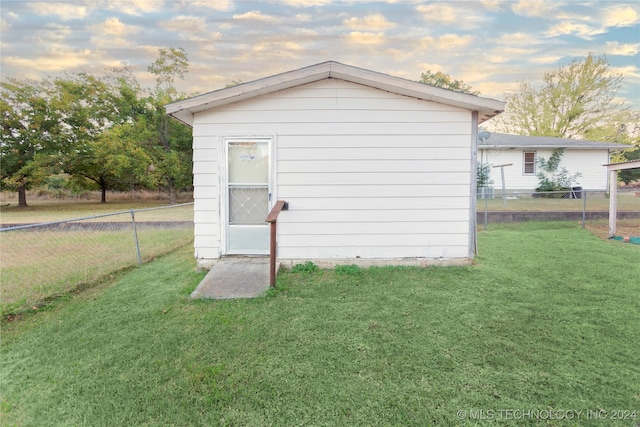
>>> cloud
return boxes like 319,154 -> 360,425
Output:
343,13 -> 396,31
89,18 -> 140,50
383,48 -> 418,63
178,0 -> 233,12
485,55 -> 509,64
417,3 -> 457,23
602,5 -> 639,27
3,48 -> 93,72
528,55 -> 564,64
232,11 -> 279,22
277,0 -> 332,7
480,0 -> 505,11
94,17 -> 138,38
416,3 -> 488,29
295,14 -> 313,22
26,2 -> 89,20
41,23 -> 73,41
606,41 -> 640,56
161,15 -> 207,34
231,36 -> 304,64
544,21 -> 605,39
421,34 -> 474,51
492,32 -> 540,47
511,0 -> 557,17
485,46 -> 540,59
474,81 -> 515,99
1,10 -> 17,33
100,0 -> 164,15
611,65 -> 639,81
439,33 -> 474,49
345,31 -> 386,45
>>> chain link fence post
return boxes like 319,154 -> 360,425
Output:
131,209 -> 142,266
582,190 -> 587,229
484,195 -> 488,231
1,202 -> 194,316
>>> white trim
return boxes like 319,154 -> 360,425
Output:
167,61 -> 505,126
469,111 -> 478,258
523,151 -> 537,175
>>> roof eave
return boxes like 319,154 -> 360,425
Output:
327,62 -> 504,122
479,144 -> 630,150
166,61 -> 505,126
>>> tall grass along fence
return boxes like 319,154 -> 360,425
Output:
477,189 -> 640,232
1,203 -> 193,316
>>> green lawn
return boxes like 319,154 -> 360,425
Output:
0,228 -> 193,316
1,224 -> 639,426
0,203 -> 194,316
479,193 -> 640,212
0,197 -> 193,225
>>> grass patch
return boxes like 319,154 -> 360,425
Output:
1,227 -> 193,317
0,195 -> 193,225
1,225 -> 639,426
479,194 -> 640,212
1,203 -> 193,316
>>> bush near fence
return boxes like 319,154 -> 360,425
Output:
0,203 -> 193,316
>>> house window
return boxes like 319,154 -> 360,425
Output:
523,152 -> 536,175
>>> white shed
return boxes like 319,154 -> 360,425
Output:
166,61 -> 505,269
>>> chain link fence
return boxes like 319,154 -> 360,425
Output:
477,190 -> 640,234
1,203 -> 193,316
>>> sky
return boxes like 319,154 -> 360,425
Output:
1,0 -> 639,110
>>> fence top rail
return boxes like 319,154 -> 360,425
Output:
127,202 -> 194,214
0,202 -> 194,232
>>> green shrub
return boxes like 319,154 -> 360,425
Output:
290,261 -> 319,273
535,149 -> 582,195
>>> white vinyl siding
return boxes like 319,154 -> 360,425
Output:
480,148 -> 612,191
192,79 -> 473,262
192,140 -> 220,260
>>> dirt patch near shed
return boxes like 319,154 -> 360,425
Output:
586,219 -> 640,241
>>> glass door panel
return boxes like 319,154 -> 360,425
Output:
227,140 -> 270,254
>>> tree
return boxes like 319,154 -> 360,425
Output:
2,48 -> 194,205
53,69 -> 149,202
1,78 -> 61,207
492,53 -> 629,140
146,47 -> 193,204
618,144 -> 640,184
418,70 -> 479,95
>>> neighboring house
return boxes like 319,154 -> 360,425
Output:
478,133 -> 628,192
166,61 -> 505,269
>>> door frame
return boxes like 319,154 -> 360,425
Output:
221,136 -> 274,255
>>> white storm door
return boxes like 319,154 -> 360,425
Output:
226,139 -> 271,254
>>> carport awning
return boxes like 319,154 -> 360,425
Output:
605,160 -> 640,171
605,159 -> 640,236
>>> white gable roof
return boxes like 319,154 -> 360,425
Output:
166,61 -> 505,126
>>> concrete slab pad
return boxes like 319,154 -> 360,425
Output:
190,257 -> 273,300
